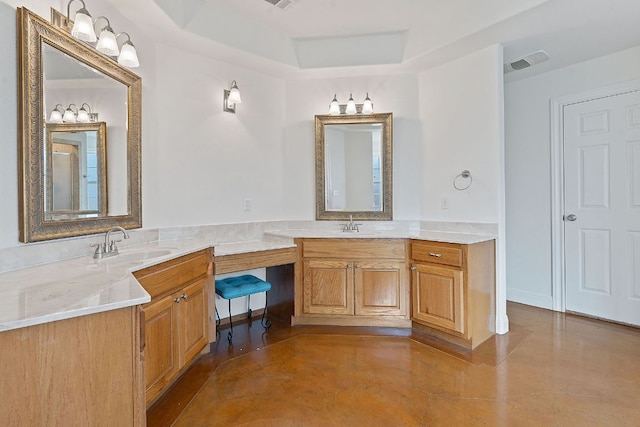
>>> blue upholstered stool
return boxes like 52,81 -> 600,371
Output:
215,274 -> 272,343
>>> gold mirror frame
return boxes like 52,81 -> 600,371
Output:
315,113 -> 393,221
17,8 -> 142,242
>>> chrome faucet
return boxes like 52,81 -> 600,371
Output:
342,215 -> 361,232
91,226 -> 130,259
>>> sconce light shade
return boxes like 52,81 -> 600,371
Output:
117,39 -> 140,68
63,104 -> 78,123
346,93 -> 357,115
228,81 -> 242,104
76,103 -> 92,123
362,93 -> 374,114
49,104 -> 65,123
223,80 -> 242,113
95,17 -> 119,56
68,0 -> 96,42
329,94 -> 340,115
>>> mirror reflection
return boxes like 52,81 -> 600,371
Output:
324,123 -> 383,211
45,122 -> 107,219
315,113 -> 393,221
43,42 -> 128,218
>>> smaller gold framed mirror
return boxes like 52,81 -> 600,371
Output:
315,113 -> 393,221
45,122 -> 107,219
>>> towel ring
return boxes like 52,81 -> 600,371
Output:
453,170 -> 472,191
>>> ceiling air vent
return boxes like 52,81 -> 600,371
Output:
264,0 -> 294,9
504,50 -> 550,73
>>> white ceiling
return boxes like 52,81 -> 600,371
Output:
106,0 -> 640,80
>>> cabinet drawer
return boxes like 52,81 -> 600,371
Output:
303,239 -> 406,260
411,241 -> 463,267
134,249 -> 210,299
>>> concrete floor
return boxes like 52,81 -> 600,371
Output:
147,303 -> 640,426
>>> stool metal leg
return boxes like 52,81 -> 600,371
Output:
247,294 -> 252,319
261,291 -> 272,330
227,299 -> 233,343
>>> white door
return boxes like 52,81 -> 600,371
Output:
563,91 -> 640,326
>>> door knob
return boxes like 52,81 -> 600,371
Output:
565,214 -> 577,221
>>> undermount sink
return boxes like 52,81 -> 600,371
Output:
101,249 -> 173,264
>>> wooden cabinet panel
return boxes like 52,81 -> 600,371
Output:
179,279 -> 209,367
411,241 -> 463,267
303,239 -> 406,259
412,264 -> 464,333
0,307 -> 144,426
355,261 -> 407,316
303,259 -> 354,315
143,295 -> 178,406
134,250 -> 209,299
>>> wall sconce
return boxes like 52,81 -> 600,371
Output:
49,104 -> 65,123
328,93 -> 374,115
62,104 -> 78,123
52,1 -> 141,68
223,80 -> 242,113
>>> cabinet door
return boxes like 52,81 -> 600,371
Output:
411,263 -> 465,334
143,294 -> 179,405
303,259 -> 354,315
178,279 -> 209,367
355,261 -> 407,316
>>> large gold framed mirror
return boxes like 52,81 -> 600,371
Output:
17,8 -> 142,242
315,113 -> 393,221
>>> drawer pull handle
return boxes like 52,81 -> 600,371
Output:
429,253 -> 442,258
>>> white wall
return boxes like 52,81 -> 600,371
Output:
144,44 -> 286,229
505,44 -> 640,309
283,74 -> 423,220
419,44 -> 508,333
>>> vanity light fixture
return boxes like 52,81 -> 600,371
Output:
327,93 -> 375,115
77,103 -> 98,123
54,2 -> 141,68
67,0 -> 96,42
116,32 -> 140,68
94,16 -> 119,57
48,104 -> 65,123
62,104 -> 78,123
223,80 -> 242,113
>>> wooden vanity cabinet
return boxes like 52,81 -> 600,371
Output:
296,239 -> 410,327
410,239 -> 495,349
134,249 -> 212,407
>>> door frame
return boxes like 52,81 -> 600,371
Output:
550,79 -> 640,312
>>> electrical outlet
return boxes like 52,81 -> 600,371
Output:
243,198 -> 252,212
441,197 -> 449,210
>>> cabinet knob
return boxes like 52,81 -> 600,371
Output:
428,253 -> 442,258
355,264 -> 361,269
182,293 -> 189,300
173,297 -> 182,304
410,266 -> 417,271
347,264 -> 353,269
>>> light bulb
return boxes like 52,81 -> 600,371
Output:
362,93 -> 373,114
329,95 -> 340,115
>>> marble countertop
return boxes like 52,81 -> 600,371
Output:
265,229 -> 495,245
0,229 -> 492,333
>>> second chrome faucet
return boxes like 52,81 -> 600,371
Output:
91,226 -> 130,259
